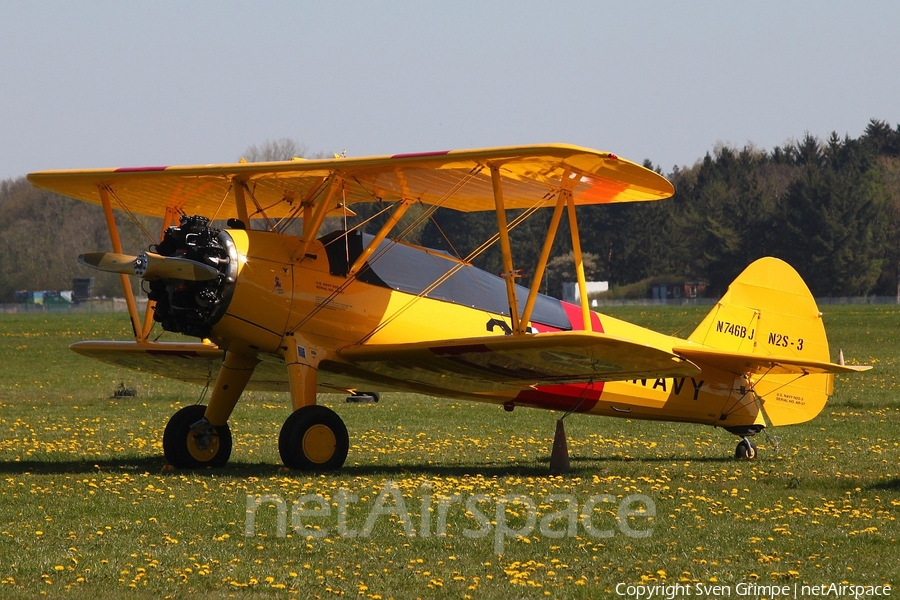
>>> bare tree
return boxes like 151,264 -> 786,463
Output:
241,138 -> 309,162
543,251 -> 602,297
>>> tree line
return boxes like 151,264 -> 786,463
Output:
412,119 -> 900,299
2,122 -> 899,303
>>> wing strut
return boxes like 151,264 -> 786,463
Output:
566,187 -> 592,331
299,174 -> 341,257
139,205 -> 180,339
232,180 -> 251,225
348,198 -> 414,277
520,190 -> 567,332
99,186 -> 143,340
491,166 -> 522,334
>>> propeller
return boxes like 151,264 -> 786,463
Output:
78,251 -> 219,281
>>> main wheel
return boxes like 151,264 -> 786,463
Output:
279,405 -> 349,471
734,438 -> 758,460
163,404 -> 232,468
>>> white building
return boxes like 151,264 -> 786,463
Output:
561,281 -> 608,305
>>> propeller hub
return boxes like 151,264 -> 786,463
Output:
134,253 -> 149,277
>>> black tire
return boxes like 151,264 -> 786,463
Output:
279,405 -> 349,471
163,404 -> 232,468
345,391 -> 380,403
734,438 -> 758,460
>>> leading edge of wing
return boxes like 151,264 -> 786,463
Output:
673,345 -> 872,376
337,331 -> 700,393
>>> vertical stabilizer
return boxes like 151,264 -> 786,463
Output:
687,258 -> 834,426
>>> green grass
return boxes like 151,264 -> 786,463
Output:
0,307 -> 897,598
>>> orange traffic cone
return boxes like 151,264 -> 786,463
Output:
549,419 -> 571,474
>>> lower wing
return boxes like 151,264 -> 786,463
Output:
337,331 -> 701,394
70,341 -> 285,391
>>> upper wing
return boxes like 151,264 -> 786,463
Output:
336,331 -> 700,394
673,346 -> 871,376
27,144 -> 674,219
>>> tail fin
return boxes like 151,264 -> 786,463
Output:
685,257 -> 837,427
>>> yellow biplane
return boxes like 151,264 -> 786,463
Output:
27,144 -> 869,470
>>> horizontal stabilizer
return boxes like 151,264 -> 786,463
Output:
79,251 -> 219,281
338,332 -> 701,394
673,345 -> 871,376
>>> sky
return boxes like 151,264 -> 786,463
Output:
2,1 -> 899,181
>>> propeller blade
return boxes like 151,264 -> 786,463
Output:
78,252 -> 219,281
136,252 -> 220,281
79,252 -> 139,274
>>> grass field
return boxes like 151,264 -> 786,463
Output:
0,306 -> 897,599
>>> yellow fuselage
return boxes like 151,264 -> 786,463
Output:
209,230 -> 760,432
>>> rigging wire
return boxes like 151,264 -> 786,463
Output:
272,177 -> 331,234
240,182 -> 274,230
720,366 -> 807,418
106,186 -> 158,246
343,187 -> 350,268
209,183 -> 234,224
559,378 -> 596,420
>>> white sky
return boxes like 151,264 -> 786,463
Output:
2,1 -> 899,181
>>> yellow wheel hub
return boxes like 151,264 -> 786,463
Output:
187,427 -> 219,462
302,424 -> 336,464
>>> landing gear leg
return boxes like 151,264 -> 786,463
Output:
734,437 -> 758,460
279,359 -> 349,471
162,352 -> 258,468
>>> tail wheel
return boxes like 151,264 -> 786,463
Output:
279,405 -> 349,471
163,404 -> 232,468
734,438 -> 758,460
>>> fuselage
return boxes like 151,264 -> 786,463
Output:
179,228 -> 760,433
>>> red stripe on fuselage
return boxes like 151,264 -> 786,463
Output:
513,383 -> 602,413
530,300 -> 604,334
559,301 -> 604,333
516,301 -> 604,411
